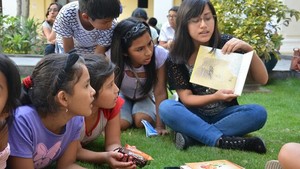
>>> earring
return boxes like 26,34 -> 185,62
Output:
66,108 -> 68,113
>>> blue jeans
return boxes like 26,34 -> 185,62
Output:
44,44 -> 55,55
159,99 -> 267,146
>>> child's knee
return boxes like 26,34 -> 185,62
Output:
133,113 -> 154,128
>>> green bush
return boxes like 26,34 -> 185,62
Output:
0,15 -> 44,54
211,0 -> 300,60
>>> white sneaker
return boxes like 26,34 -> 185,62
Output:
265,160 -> 283,169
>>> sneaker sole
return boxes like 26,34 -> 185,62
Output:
175,132 -> 186,150
265,160 -> 283,169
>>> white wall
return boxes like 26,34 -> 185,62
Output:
153,0 -> 173,28
2,0 -> 17,16
279,0 -> 300,55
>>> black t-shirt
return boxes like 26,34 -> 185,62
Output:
167,34 -> 238,116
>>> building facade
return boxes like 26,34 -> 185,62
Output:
1,0 -> 299,55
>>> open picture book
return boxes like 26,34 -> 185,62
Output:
190,45 -> 254,96
180,159 -> 245,169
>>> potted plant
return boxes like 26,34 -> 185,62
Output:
211,0 -> 300,72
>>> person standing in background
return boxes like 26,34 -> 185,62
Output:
148,17 -> 160,35
132,8 -> 159,45
158,6 -> 179,50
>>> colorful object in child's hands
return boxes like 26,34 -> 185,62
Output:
114,144 -> 153,168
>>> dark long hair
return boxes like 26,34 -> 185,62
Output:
170,0 -> 221,64
110,17 -> 157,95
20,54 -> 85,117
0,54 -> 21,126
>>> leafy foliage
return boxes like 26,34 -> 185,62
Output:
211,0 -> 300,60
0,15 -> 44,54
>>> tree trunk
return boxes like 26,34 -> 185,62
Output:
16,0 -> 21,16
21,0 -> 29,18
16,0 -> 29,18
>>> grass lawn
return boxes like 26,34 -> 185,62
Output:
78,78 -> 300,169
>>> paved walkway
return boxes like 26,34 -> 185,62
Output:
273,58 -> 291,71
275,54 -> 298,70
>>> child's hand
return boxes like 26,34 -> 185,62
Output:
46,15 -> 56,23
222,38 -> 253,54
214,89 -> 238,102
156,127 -> 169,135
106,151 -> 136,169
167,40 -> 173,49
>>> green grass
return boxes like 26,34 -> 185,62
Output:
78,78 -> 300,169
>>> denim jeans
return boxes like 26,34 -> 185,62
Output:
159,99 -> 267,146
44,44 -> 55,55
119,93 -> 156,125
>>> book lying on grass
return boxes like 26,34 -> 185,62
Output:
180,159 -> 245,169
141,119 -> 158,137
190,45 -> 253,96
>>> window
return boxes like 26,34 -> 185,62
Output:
138,0 -> 148,8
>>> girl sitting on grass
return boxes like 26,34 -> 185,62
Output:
110,17 -> 169,135
159,0 -> 268,153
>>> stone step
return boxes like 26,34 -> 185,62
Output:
9,54 -> 299,79
8,55 -> 42,77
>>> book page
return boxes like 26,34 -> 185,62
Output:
234,51 -> 253,95
185,160 -> 245,169
190,46 -> 253,96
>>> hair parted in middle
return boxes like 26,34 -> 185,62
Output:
110,17 -> 157,95
170,0 -> 221,64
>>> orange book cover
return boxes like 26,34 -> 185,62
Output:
180,159 -> 245,169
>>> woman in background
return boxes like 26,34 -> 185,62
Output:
42,2 -> 62,55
